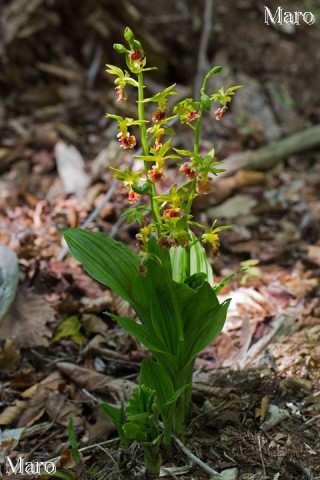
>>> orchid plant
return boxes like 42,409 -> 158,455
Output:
64,27 -> 242,477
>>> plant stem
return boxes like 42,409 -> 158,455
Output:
137,72 -> 161,231
185,104 -> 204,218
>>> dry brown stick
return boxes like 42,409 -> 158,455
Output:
217,124 -> 320,178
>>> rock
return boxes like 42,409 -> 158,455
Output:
0,243 -> 19,325
212,468 -> 239,480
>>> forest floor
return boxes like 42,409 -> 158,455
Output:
1,1 -> 320,479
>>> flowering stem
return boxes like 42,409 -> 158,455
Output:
185,104 -> 204,217
137,72 -> 161,230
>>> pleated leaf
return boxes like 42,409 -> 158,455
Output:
185,299 -> 230,361
63,228 -> 140,304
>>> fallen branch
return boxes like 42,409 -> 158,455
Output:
218,124 -> 320,177
172,433 -> 223,479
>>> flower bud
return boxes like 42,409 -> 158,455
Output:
200,94 -> 211,111
211,66 -> 222,74
113,43 -> 128,54
124,27 -> 135,47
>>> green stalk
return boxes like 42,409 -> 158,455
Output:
184,104 -> 204,218
185,69 -> 215,219
143,443 -> 161,478
137,72 -> 161,231
163,413 -> 174,448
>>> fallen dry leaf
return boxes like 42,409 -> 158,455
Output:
54,140 -> 90,198
57,362 -> 135,401
0,400 -> 29,426
17,371 -> 66,427
86,406 -> 115,444
0,339 -> 20,372
0,427 -> 25,462
307,245 -> 320,266
45,392 -> 82,427
0,286 -> 55,348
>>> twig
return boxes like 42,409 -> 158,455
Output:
299,413 -> 320,430
194,0 -> 214,100
87,43 -> 103,90
257,434 -> 266,477
47,438 -> 119,464
172,433 -> 223,479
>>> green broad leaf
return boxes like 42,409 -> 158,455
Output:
124,385 -> 160,443
123,422 -> 144,440
184,273 -> 207,290
164,383 -> 191,408
68,416 -> 81,465
107,313 -> 173,358
140,359 -> 174,410
100,401 -> 127,448
52,315 -> 84,345
147,283 -> 184,352
63,229 -> 140,305
185,299 -> 231,361
182,280 -> 220,339
100,402 -> 125,431
140,359 -> 190,413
